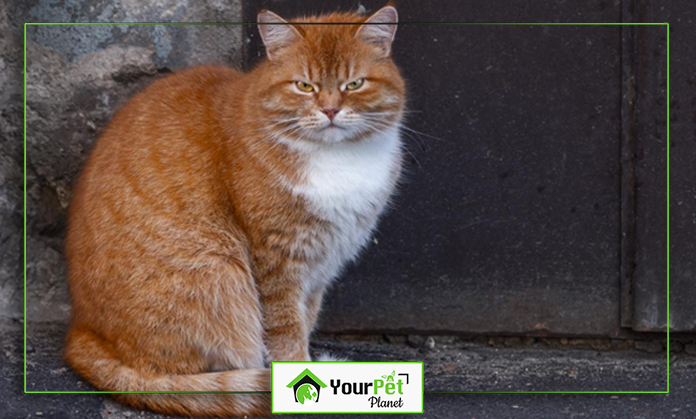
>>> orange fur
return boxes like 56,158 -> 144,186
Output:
65,5 -> 405,417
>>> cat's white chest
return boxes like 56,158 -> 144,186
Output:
296,127 -> 402,217
290,127 -> 402,276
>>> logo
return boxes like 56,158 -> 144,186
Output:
330,369 -> 410,408
382,370 -> 396,382
286,368 -> 328,404
272,362 -> 423,413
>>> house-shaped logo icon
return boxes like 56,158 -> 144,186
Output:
286,368 -> 328,404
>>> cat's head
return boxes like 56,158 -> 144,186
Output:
256,5 -> 405,145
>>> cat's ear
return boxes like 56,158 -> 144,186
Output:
355,5 -> 398,57
257,10 -> 302,61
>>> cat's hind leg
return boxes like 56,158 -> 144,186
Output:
65,324 -> 271,417
66,252 -> 271,417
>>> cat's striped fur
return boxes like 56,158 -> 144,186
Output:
65,5 -> 405,417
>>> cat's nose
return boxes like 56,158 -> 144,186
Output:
321,107 -> 340,121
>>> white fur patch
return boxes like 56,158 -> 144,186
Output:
293,126 -> 401,216
286,126 -> 402,294
315,352 -> 350,362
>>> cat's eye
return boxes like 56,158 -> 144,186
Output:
345,78 -> 365,91
295,81 -> 315,92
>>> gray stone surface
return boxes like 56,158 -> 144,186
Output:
3,323 -> 686,418
20,323 -> 668,393
1,0 -> 243,323
0,1 -> 25,326
635,340 -> 664,354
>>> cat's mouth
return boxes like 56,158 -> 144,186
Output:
310,122 -> 354,144
318,123 -> 346,132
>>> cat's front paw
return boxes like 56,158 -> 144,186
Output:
315,352 -> 350,362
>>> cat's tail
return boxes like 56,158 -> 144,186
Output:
65,327 -> 271,418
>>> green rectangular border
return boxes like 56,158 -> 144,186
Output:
271,361 -> 424,414
23,21 -> 670,395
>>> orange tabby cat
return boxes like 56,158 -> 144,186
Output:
64,5 -> 405,417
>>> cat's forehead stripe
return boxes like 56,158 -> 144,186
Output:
305,59 -> 353,84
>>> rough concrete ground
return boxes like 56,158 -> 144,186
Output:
2,323 -> 692,418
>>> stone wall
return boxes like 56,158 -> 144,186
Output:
1,0 -> 244,324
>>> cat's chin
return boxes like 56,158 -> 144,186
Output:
282,124 -> 397,148
309,126 -> 389,145
314,125 -> 351,143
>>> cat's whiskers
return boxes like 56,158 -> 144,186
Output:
361,110 -> 405,116
396,124 -> 442,142
260,119 -> 303,139
367,112 -> 441,140
248,117 -> 302,134
270,122 -> 305,140
357,119 -> 423,168
360,114 -> 439,150
363,119 -> 424,150
249,116 -> 301,123
241,121 -> 302,162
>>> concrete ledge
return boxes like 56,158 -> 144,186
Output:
3,323 -> 692,418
